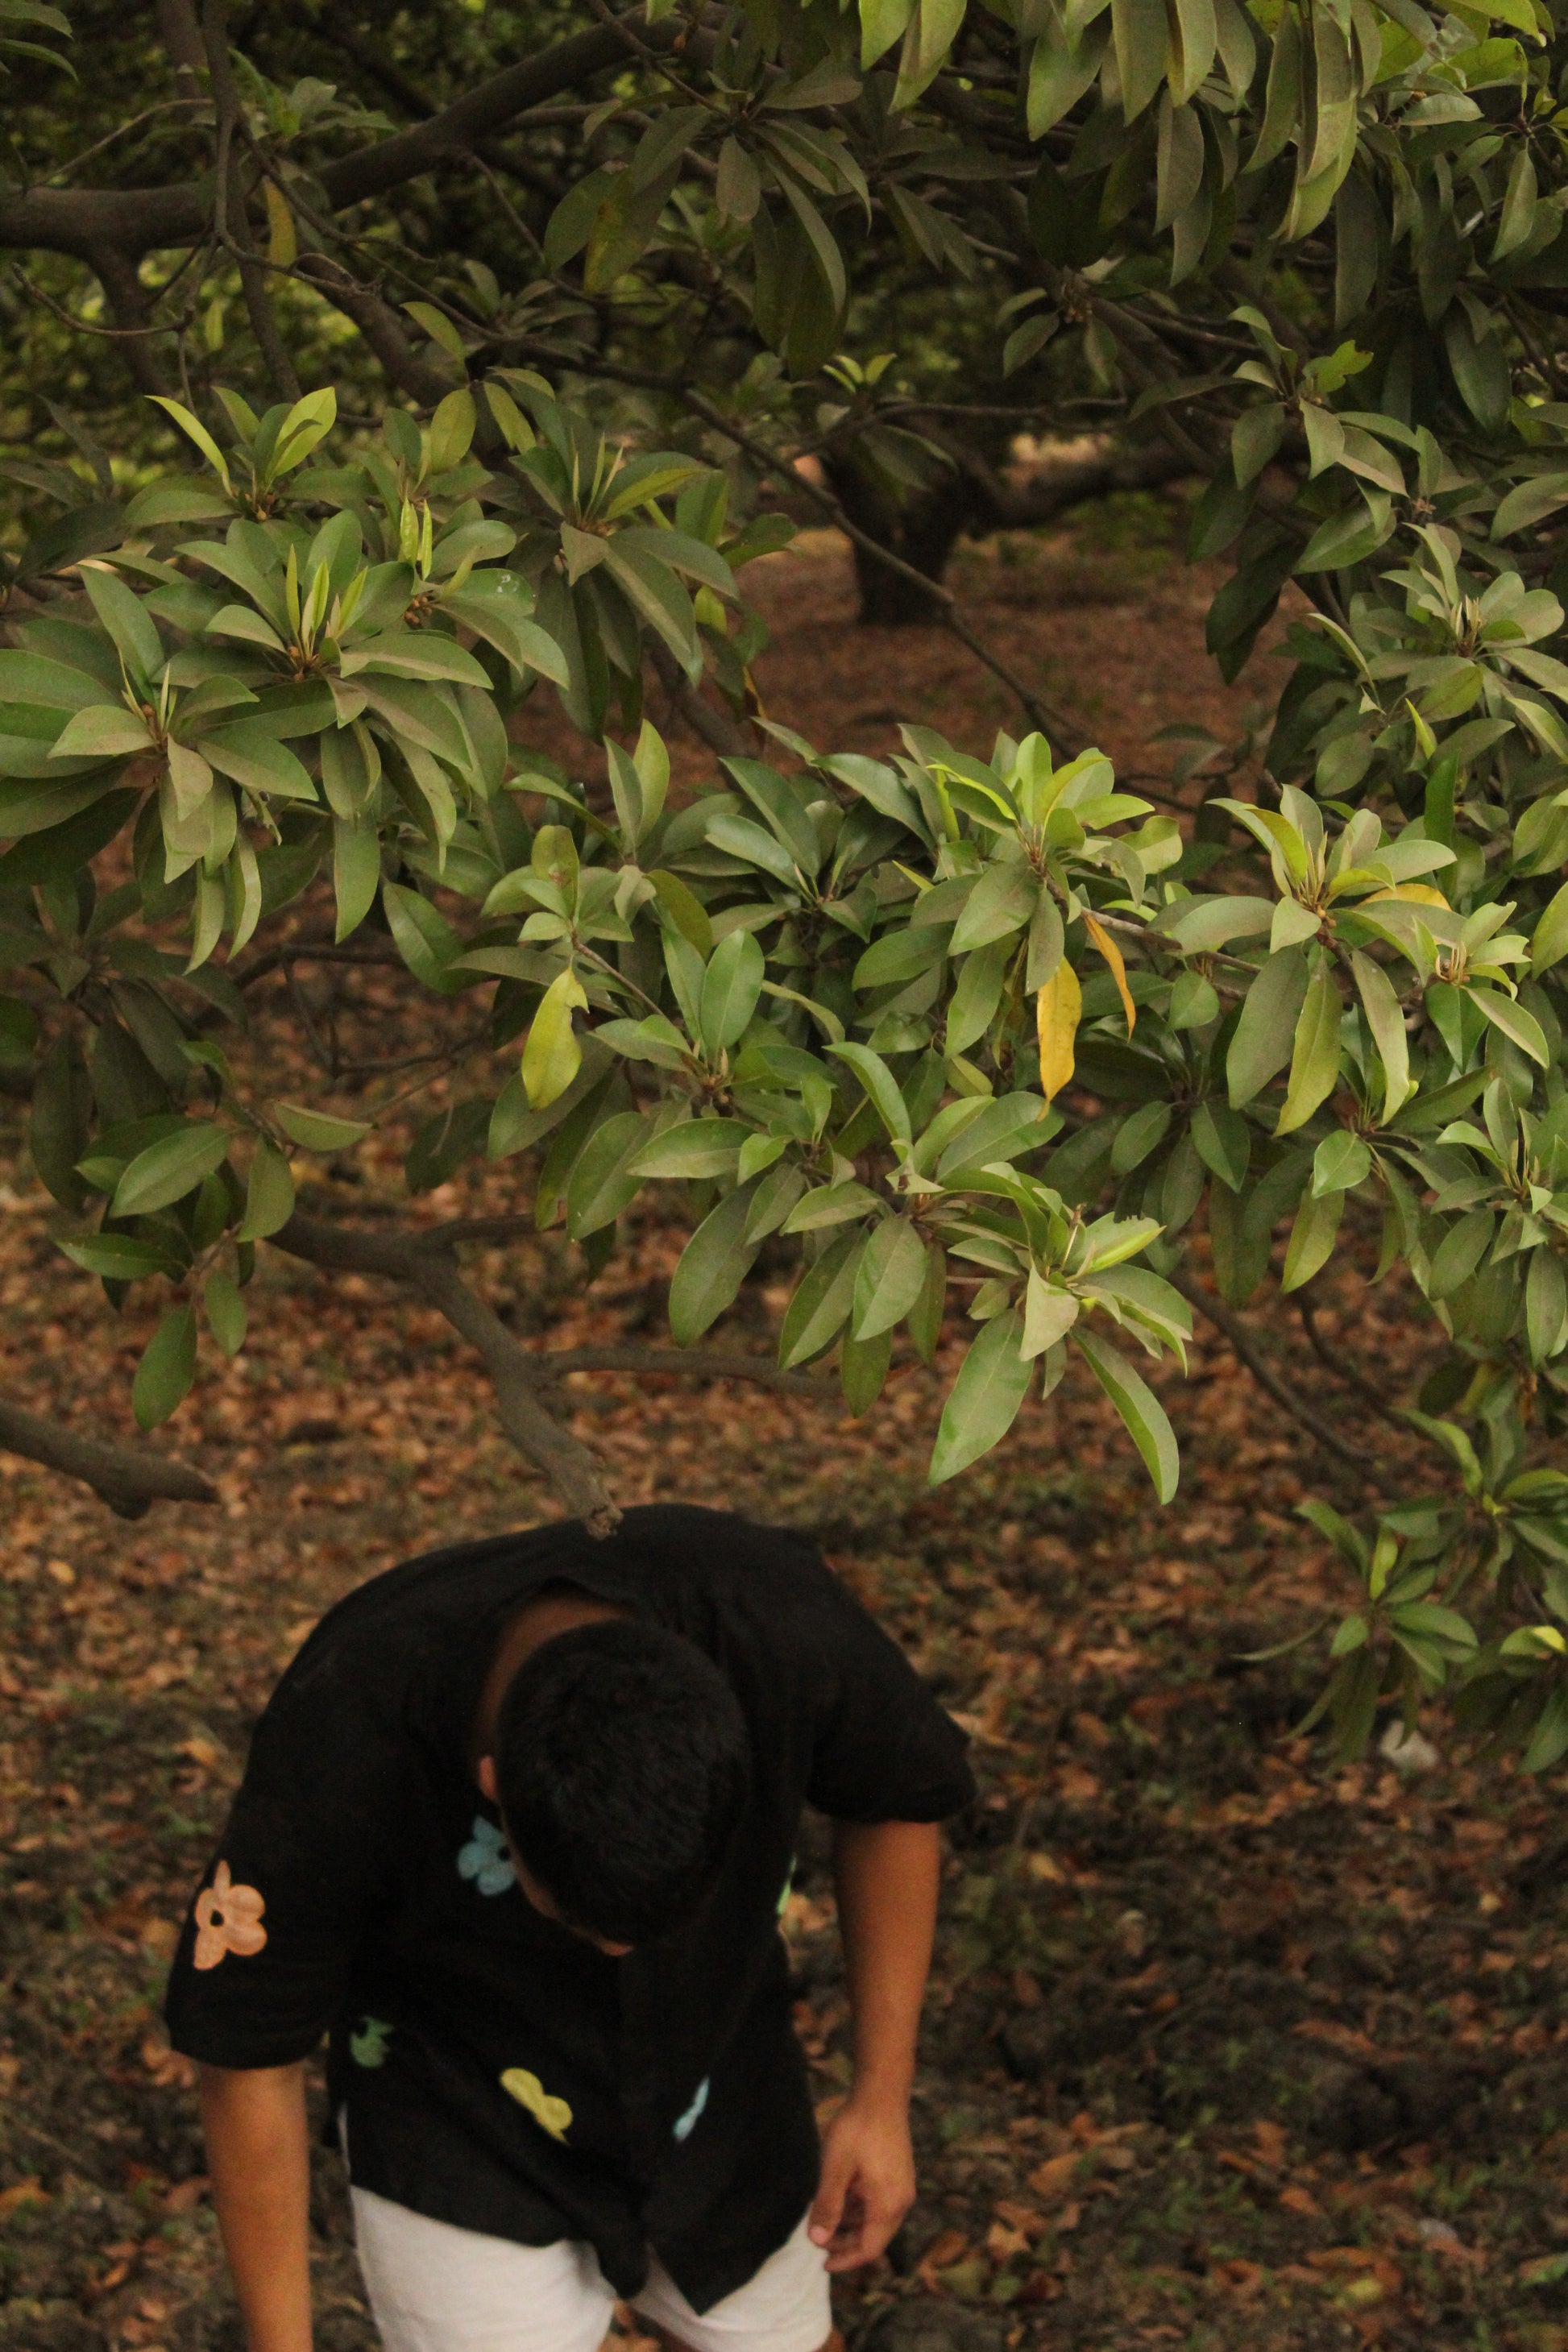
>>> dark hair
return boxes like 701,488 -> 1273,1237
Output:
494,1620 -> 750,1946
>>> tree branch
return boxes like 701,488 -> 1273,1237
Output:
269,1211 -> 621,1531
268,1209 -> 841,1523
292,250 -> 459,409
646,637 -> 753,758
313,14 -> 688,214
0,1394 -> 218,1518
1168,1267 -> 1381,1483
202,0 -> 301,402
537,1346 -> 819,1394
0,10 -> 683,260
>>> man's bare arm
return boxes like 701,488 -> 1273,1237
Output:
199,2061 -> 313,2352
809,1819 -> 941,2271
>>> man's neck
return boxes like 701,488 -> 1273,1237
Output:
470,1586 -> 629,1777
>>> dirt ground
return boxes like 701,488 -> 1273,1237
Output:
3,506 -> 1568,2352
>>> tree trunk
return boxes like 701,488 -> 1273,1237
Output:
821,438 -> 1192,626
822,455 -> 983,626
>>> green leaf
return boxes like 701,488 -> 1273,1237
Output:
272,1103 -> 373,1152
1276,948 -> 1342,1135
1113,0 -> 1169,122
649,868 -> 714,956
522,966 -> 587,1110
852,1216 -> 928,1339
827,1041 -> 911,1143
237,1135 -> 295,1244
205,1270 -> 247,1358
1351,949 -> 1412,1122
0,789 -> 137,889
81,564 -> 164,688
199,721 -> 315,801
779,1230 -> 864,1367
782,1180 -> 881,1232
382,881 -> 467,995
632,1118 -> 750,1179
669,1184 -> 762,1342
333,815 -> 381,944
1227,946 -> 1309,1108
1190,1099 -> 1250,1192
929,1309 -> 1032,1485
699,929 -> 765,1059
56,1233 -> 176,1281
861,0 -> 917,67
1281,1185 -> 1346,1292
1074,1327 -> 1180,1501
131,1303 -> 197,1429
566,1110 -> 653,1240
149,396 -> 234,492
48,704 -> 152,760
1023,1267 -> 1079,1357
1494,471 -> 1568,542
1312,1130 -> 1371,1197
1527,1246 -> 1567,1366
110,1121 -> 230,1217
1469,985 -> 1549,1067
950,862 -> 1038,953
840,1325 -> 892,1415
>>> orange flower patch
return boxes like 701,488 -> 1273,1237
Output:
193,1860 -> 267,1970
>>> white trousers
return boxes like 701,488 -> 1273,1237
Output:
350,2191 -> 832,2352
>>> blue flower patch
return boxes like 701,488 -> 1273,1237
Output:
458,1815 -> 516,1897
674,2076 -> 710,2143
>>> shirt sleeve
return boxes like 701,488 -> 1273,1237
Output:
164,1635 -> 402,2068
792,1553 -> 976,1823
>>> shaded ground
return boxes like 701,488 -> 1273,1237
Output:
3,508 -> 1566,2352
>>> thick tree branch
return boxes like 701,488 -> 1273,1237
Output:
0,11 -> 682,260
0,1394 -> 217,1518
1168,1267 -> 1381,1483
314,15 -> 687,213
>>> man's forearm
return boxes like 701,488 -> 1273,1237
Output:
199,2061 -> 313,2352
832,1819 -> 940,2106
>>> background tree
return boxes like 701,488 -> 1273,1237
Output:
3,0 -> 1568,1767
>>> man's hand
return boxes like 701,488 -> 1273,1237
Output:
808,2093 -> 917,2272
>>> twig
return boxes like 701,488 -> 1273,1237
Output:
1168,1267 -> 1380,1483
0,1393 -> 218,1518
537,1346 -> 819,1394
1294,1286 -> 1412,1437
201,0 -> 301,402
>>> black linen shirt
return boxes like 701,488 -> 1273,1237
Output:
164,1504 -> 974,2310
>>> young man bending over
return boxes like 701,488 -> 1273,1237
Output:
165,1504 -> 973,2352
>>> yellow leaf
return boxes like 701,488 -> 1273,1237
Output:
264,180 -> 297,269
1037,961 -> 1081,1102
1363,884 -> 1450,907
500,2067 -> 574,2141
1084,911 -> 1136,1034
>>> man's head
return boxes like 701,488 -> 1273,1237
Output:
490,1619 -> 750,1951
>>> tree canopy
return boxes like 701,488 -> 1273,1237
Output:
5,0 -> 1568,1768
